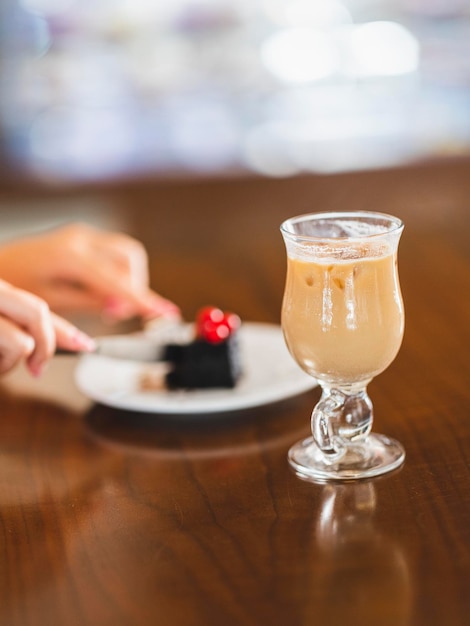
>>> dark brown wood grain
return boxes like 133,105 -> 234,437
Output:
0,159 -> 469,625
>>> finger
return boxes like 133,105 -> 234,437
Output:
67,252 -> 179,319
0,316 -> 35,375
0,282 -> 55,375
70,228 -> 151,299
63,249 -> 147,310
37,277 -> 179,321
0,283 -> 95,375
58,223 -> 149,289
36,283 -> 107,314
96,232 -> 150,292
82,228 -> 177,317
50,225 -> 180,319
69,225 -> 179,318
51,313 -> 96,352
102,289 -> 181,321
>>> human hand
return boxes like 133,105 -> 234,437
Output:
0,223 -> 179,322
0,279 -> 95,376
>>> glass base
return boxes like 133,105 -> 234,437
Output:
288,433 -> 405,482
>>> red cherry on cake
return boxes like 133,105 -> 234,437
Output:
203,321 -> 230,343
196,306 -> 224,342
222,312 -> 241,332
195,306 -> 240,344
197,306 -> 224,326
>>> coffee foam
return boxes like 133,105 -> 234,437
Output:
288,240 -> 392,263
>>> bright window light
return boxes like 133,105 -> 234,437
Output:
261,28 -> 339,83
262,0 -> 351,28
350,21 -> 420,77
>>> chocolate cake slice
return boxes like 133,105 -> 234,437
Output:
140,306 -> 243,391
164,334 -> 241,389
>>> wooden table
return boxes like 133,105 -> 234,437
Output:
0,159 -> 469,625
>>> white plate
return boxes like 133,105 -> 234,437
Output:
75,322 -> 317,414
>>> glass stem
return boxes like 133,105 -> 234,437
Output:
311,385 -> 373,461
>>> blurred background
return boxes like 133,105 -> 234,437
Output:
1,0 -> 470,185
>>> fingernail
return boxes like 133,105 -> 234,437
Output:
146,296 -> 180,316
103,297 -> 134,320
29,362 -> 44,378
72,331 -> 96,352
103,297 -> 124,313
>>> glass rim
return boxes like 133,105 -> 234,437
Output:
280,210 -> 404,242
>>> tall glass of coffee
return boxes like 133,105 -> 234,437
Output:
281,211 -> 405,481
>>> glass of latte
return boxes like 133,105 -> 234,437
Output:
281,211 -> 405,481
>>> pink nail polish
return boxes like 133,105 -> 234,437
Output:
147,297 -> 180,315
73,331 -> 96,352
30,362 -> 44,378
